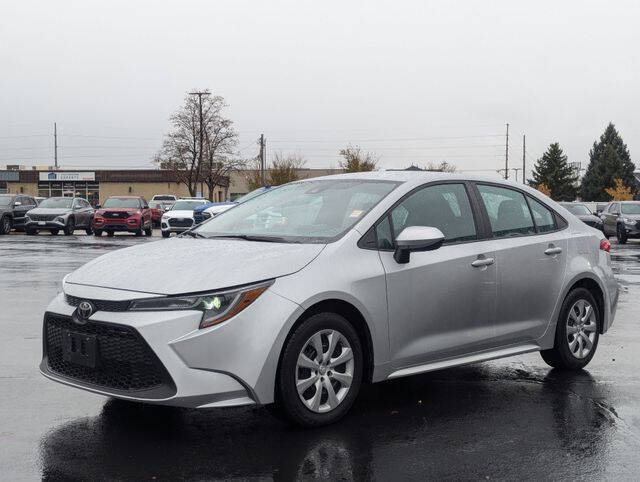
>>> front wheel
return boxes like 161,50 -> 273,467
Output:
161,231 -> 170,238
94,229 -> 102,237
64,218 -> 75,236
144,224 -> 152,236
540,287 -> 600,370
274,312 -> 363,427
85,225 -> 93,235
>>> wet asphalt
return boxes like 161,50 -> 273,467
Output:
1,231 -> 640,480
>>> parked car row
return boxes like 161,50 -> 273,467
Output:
560,200 -> 640,245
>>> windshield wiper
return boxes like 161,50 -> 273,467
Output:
207,234 -> 288,243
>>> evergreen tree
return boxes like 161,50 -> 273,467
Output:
529,142 -> 578,201
580,123 -> 636,201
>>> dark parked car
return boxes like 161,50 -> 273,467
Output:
600,201 -> 640,244
25,197 -> 94,235
559,203 -> 603,232
0,194 -> 38,234
93,196 -> 153,237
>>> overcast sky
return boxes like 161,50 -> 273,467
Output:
1,0 -> 639,180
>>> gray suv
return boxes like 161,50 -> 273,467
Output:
0,194 -> 38,234
25,197 -> 94,235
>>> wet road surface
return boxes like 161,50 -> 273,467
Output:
2,232 -> 640,480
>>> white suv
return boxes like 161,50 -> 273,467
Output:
160,199 -> 209,237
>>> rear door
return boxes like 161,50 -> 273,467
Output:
602,203 -> 618,236
12,196 -> 32,227
378,182 -> 498,368
474,183 -> 568,345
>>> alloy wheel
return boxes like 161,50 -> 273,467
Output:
566,299 -> 597,359
295,329 -> 354,413
2,217 -> 10,233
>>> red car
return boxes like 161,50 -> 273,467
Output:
93,196 -> 153,237
148,200 -> 166,227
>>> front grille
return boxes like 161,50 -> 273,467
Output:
193,212 -> 204,224
168,217 -> 193,227
65,294 -> 130,312
43,314 -> 176,398
30,214 -> 57,221
103,211 -> 128,219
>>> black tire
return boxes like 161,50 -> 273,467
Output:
94,230 -> 103,237
0,216 -> 12,235
144,224 -> 152,236
26,228 -> 37,235
617,226 -> 627,244
274,312 -> 363,427
134,227 -> 143,236
64,217 -> 75,236
107,231 -> 114,237
161,231 -> 170,238
540,287 -> 600,370
50,229 -> 59,235
85,225 -> 93,235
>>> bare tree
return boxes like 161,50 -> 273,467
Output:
243,156 -> 263,192
155,91 -> 241,199
423,161 -> 457,172
338,144 -> 379,172
269,152 -> 306,185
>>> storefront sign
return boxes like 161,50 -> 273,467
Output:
39,171 -> 95,181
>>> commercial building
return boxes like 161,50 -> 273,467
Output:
0,168 -> 342,205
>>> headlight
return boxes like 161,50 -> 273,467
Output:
55,216 -> 65,223
624,218 -> 635,225
202,212 -> 212,219
129,280 -> 274,329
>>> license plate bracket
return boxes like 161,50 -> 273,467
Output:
38,221 -> 46,226
62,330 -> 98,368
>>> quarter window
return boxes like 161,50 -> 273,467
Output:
527,197 -> 557,232
477,184 -> 535,238
389,183 -> 477,243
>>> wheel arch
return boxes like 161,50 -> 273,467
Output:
276,298 -> 375,387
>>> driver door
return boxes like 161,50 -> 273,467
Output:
377,182 -> 497,369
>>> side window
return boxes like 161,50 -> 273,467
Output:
141,199 -> 149,209
477,184 -> 535,238
389,183 -> 477,243
527,197 -> 557,232
611,203 -> 620,215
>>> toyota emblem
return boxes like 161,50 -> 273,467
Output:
76,301 -> 95,321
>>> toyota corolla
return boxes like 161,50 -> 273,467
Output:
40,172 -> 618,426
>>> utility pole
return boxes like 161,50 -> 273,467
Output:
504,123 -> 509,180
189,91 -> 210,197
259,134 -> 266,186
522,134 -> 526,185
54,122 -> 58,169
511,167 -> 522,183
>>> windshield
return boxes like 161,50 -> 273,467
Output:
149,201 -> 163,208
234,187 -> 272,204
621,203 -> 640,214
0,196 -> 13,207
172,200 -> 206,210
38,197 -> 73,209
195,179 -> 399,243
564,204 -> 591,215
153,195 -> 175,201
103,198 -> 141,208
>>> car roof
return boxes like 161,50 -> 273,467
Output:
106,195 -> 142,199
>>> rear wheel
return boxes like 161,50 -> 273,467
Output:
540,287 -> 600,370
64,217 -> 75,236
617,226 -> 628,244
144,224 -> 152,236
274,312 -> 363,427
85,225 -> 93,235
0,216 -> 11,234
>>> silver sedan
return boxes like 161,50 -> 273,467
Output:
41,172 -> 618,427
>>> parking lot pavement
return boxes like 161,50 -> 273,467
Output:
2,233 -> 640,480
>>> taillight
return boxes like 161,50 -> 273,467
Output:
600,239 -> 611,252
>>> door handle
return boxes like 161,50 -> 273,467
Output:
471,257 -> 495,267
544,247 -> 562,255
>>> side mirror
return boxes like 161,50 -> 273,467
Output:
394,226 -> 445,264
13,201 -> 22,207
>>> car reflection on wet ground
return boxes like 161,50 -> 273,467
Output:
1,233 -> 640,480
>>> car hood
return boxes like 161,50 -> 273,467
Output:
621,213 -> 640,220
66,237 -> 325,295
164,210 -> 195,218
27,207 -> 72,215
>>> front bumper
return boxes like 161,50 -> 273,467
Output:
40,284 -> 302,408
161,219 -> 194,233
25,219 -> 66,229
620,223 -> 640,237
94,218 -> 142,232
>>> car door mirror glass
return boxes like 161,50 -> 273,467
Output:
14,201 -> 21,206
394,226 -> 445,263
